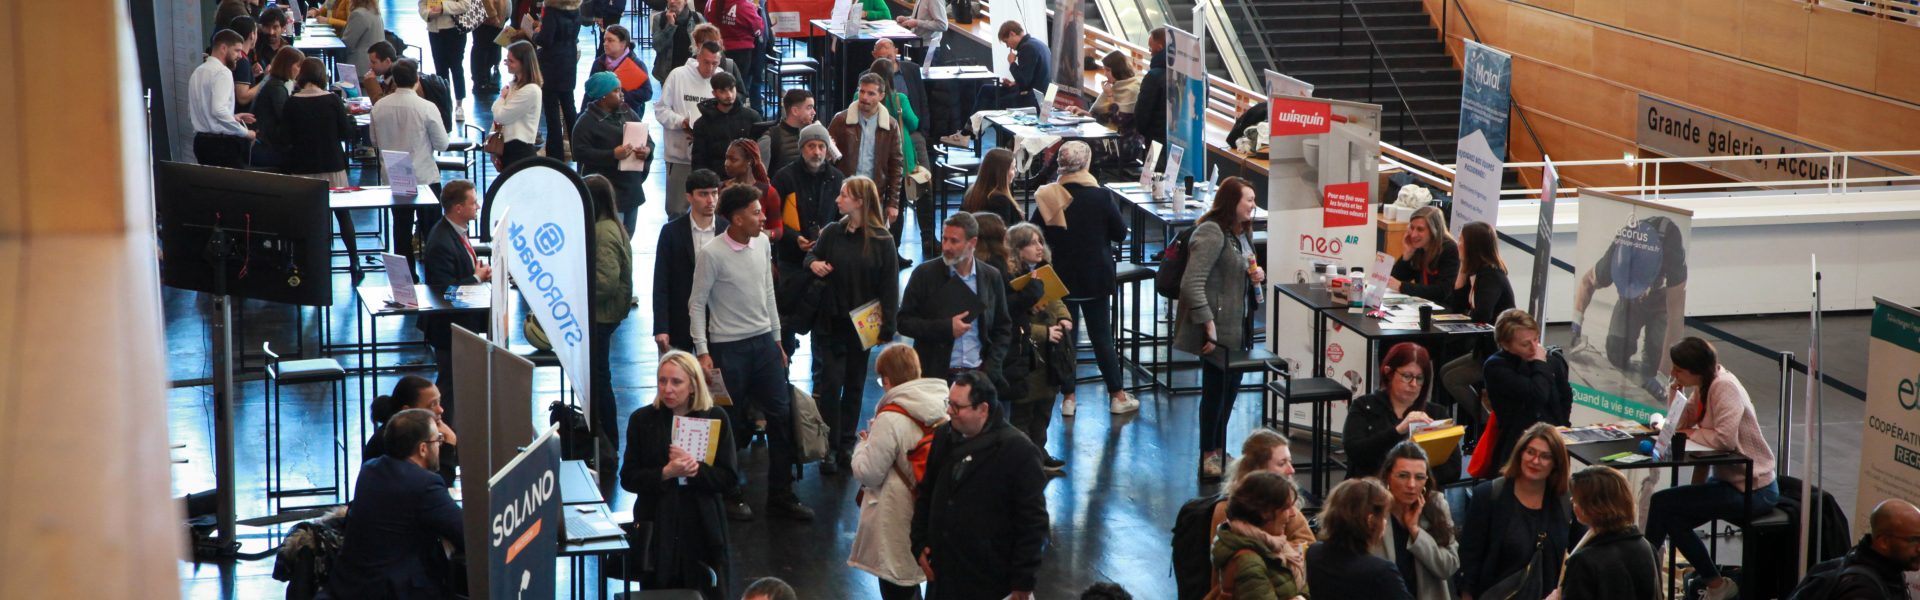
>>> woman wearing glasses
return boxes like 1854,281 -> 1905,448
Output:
1370,442 -> 1460,600
1459,422 -> 1578,600
1343,342 -> 1461,484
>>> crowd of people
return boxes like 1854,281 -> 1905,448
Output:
180,2 -> 1920,599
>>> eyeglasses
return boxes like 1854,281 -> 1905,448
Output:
1395,372 -> 1426,384
948,401 -> 977,413
1391,471 -> 1429,484
1522,448 -> 1555,463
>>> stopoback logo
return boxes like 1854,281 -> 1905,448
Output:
1270,98 -> 1333,136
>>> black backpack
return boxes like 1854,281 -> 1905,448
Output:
1170,493 -> 1225,600
1786,562 -> 1890,600
1153,226 -> 1196,299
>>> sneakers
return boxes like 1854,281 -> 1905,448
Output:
940,132 -> 973,148
1042,456 -> 1066,476
726,500 -> 755,522
767,493 -> 816,521
1699,578 -> 1738,600
1200,451 -> 1225,480
1109,392 -> 1140,415
454,104 -> 465,123
1060,397 -> 1076,418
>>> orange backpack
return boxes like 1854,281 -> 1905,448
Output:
856,403 -> 937,505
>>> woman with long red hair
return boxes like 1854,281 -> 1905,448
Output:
1342,342 -> 1462,484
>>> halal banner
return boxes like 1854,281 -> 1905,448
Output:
488,426 -> 562,600
1565,190 -> 1692,423
1857,298 -> 1920,596
490,159 -> 595,421
1458,40 -> 1512,162
1167,20 -> 1207,182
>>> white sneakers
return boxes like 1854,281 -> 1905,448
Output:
1060,397 -> 1076,418
1110,392 -> 1140,414
939,132 -> 973,148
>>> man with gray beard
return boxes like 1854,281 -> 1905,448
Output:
770,123 -> 847,358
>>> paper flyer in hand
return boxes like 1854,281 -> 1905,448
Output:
671,415 -> 722,464
620,122 -> 650,171
705,367 -> 733,406
1365,252 -> 1394,311
850,299 -> 885,349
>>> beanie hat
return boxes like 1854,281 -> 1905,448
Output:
800,122 -> 840,162
583,72 -> 621,104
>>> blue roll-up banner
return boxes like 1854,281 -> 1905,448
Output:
1168,16 -> 1208,182
488,426 -> 561,600
1458,40 -> 1512,161
489,159 -> 595,420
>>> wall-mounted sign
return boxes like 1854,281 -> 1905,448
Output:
1636,95 -> 1906,184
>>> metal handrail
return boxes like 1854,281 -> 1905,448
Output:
1338,0 -> 1442,159
1441,0 -> 1551,187
1811,0 -> 1920,23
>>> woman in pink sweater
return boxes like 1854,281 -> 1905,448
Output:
1643,337 -> 1779,600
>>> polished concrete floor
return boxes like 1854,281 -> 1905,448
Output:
166,3 -> 1883,597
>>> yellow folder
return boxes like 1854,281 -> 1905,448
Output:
1009,265 -> 1069,310
1412,424 -> 1467,464
850,299 -> 885,349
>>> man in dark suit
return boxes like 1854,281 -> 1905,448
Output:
898,212 -> 1013,391
651,169 -> 727,353
1134,27 -> 1169,169
419,180 -> 489,420
327,409 -> 465,599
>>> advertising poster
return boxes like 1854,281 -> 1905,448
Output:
488,426 -> 562,600
1449,131 -> 1501,238
1458,40 -> 1512,162
1264,93 -> 1381,288
1566,190 -> 1693,422
1049,0 -> 1084,96
491,161 -> 594,422
1856,298 -> 1920,597
1167,20 -> 1207,182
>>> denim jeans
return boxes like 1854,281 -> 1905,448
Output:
811,326 -> 871,456
709,332 -> 795,492
1065,295 -> 1123,393
1645,478 -> 1781,580
1198,359 -> 1244,454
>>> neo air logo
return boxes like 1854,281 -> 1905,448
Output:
510,222 -> 586,348
1270,98 -> 1333,136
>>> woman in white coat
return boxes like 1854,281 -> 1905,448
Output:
1369,441 -> 1461,600
849,344 -> 950,600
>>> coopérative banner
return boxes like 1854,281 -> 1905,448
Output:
490,161 -> 595,422
1858,298 -> 1920,597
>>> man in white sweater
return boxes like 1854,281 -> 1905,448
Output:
655,40 -> 724,220
369,59 -> 450,263
688,184 -> 815,522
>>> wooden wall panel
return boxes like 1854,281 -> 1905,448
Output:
1572,0 -> 1625,28
1875,21 -> 1920,105
1684,52 -> 1804,135
1505,4 -> 1593,72
1737,0 -> 1810,72
1806,8 -> 1879,90
1515,0 -> 1574,14
1508,108 -> 1638,186
1622,0 -> 1686,44
1511,60 -> 1635,140
1682,0 -> 1744,56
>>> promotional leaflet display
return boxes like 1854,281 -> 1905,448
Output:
1265,93 -> 1380,430
1856,297 -> 1920,597
1448,40 -> 1511,239
488,426 -> 561,600
1566,190 -> 1693,423
489,160 -> 597,426
1166,17 -> 1207,182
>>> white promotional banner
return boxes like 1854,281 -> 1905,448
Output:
1449,131 -> 1501,238
491,161 -> 595,419
1857,297 -> 1920,596
1264,93 -> 1382,287
1566,190 -> 1692,423
992,0 -> 1049,79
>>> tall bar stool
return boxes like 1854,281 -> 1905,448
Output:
1112,262 -> 1157,394
262,342 -> 349,513
1265,357 -> 1352,506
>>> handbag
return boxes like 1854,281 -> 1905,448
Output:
1481,531 -> 1549,600
1467,410 -> 1503,479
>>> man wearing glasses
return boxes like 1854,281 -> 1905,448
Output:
910,372 -> 1048,600
329,409 -> 467,598
1798,499 -> 1920,599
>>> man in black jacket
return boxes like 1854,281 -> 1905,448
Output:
769,123 -> 845,355
910,372 -> 1047,600
689,71 -> 763,176
759,88 -> 815,175
419,181 -> 489,417
1134,27 -> 1169,169
328,409 -> 465,599
898,212 -> 1013,391
651,169 -> 727,353
1801,499 -> 1920,599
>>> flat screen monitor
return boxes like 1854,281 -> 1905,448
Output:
155,161 -> 334,306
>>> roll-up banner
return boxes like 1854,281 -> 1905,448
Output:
1857,297 -> 1920,596
489,159 -> 596,421
488,425 -> 561,600
1528,158 -> 1558,328
1050,0 -> 1085,98
1450,40 -> 1511,239
1566,190 -> 1693,423
1265,92 -> 1381,428
1167,18 -> 1208,182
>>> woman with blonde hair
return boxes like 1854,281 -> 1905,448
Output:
620,350 -> 738,599
806,176 -> 900,473
1388,206 -> 1459,304
1005,222 -> 1073,473
1209,429 -> 1315,551
850,344 -> 949,600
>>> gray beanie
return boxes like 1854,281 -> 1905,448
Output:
799,122 -> 839,161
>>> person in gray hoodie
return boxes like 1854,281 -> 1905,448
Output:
849,345 -> 949,600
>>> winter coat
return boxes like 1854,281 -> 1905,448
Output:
804,219 -> 900,342
1173,220 -> 1251,357
1559,527 -> 1659,600
910,416 -> 1049,600
829,102 -> 904,208
704,0 -> 763,51
592,217 -> 632,324
619,404 -> 738,598
1032,173 -> 1129,299
648,7 -> 704,85
1342,391 -> 1460,483
1367,493 -> 1460,600
688,97 -> 762,175
1211,523 -> 1308,600
572,102 -> 650,211
1307,542 -> 1413,600
848,378 -> 950,585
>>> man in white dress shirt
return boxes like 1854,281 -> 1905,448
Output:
189,29 -> 257,168
370,58 -> 451,263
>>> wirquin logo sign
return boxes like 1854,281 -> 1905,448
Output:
1270,98 -> 1333,136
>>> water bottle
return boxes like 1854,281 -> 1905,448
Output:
1247,253 -> 1264,305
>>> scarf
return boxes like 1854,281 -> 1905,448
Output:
601,48 -> 630,70
1034,170 -> 1099,228
1228,519 -> 1307,585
